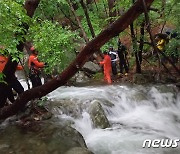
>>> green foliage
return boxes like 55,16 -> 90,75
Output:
0,0 -> 179,79
37,96 -> 48,107
93,72 -> 103,80
28,20 -> 80,74
129,56 -> 136,69
165,36 -> 180,57
14,0 -> 25,5
0,0 -> 30,56
80,10 -> 107,39
161,0 -> 180,57
166,0 -> 180,26
34,0 -> 69,20
101,37 -> 119,52
0,73 -> 6,83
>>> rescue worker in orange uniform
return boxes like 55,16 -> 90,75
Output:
28,46 -> 45,88
0,55 -> 14,105
0,56 -> 23,72
0,55 -> 24,95
99,51 -> 112,84
0,52 -> 24,107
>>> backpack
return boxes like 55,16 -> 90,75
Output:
29,62 -> 40,77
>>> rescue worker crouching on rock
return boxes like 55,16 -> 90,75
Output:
28,46 -> 45,88
99,51 -> 112,84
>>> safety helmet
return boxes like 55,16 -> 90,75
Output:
30,46 -> 35,51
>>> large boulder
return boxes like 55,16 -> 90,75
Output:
89,100 -> 110,129
83,61 -> 101,72
0,122 -> 92,154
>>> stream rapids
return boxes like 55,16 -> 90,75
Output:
1,80 -> 180,154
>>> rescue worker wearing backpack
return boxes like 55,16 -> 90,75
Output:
156,36 -> 166,52
117,39 -> 129,76
0,47 -> 24,107
28,46 -> 45,88
108,46 -> 118,76
99,51 -> 112,84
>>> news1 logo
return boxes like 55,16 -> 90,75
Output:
142,139 -> 180,148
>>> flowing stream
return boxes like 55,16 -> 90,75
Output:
1,79 -> 180,154
47,83 -> 180,154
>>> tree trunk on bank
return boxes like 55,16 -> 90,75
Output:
138,21 -> 145,65
67,0 -> 89,43
107,0 -> 116,19
80,0 -> 96,38
68,0 -> 102,61
130,23 -> 141,73
161,0 -> 166,18
130,0 -> 141,73
79,0 -> 103,61
24,0 -> 40,17
0,0 -> 155,120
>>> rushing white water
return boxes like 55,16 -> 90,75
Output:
47,84 -> 180,154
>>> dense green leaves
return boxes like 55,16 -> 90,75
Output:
0,0 -> 29,55
28,20 -> 79,74
0,0 -> 179,77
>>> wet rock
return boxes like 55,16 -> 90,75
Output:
130,91 -> 147,102
83,61 -> 101,72
41,112 -> 53,120
155,85 -> 178,94
72,71 -> 90,83
96,99 -> 114,107
47,100 -> 83,118
89,100 -> 110,129
65,147 -> 94,154
0,122 -> 88,154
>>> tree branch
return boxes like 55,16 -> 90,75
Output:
0,0 -> 155,120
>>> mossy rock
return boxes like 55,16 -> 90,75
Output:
89,100 -> 110,129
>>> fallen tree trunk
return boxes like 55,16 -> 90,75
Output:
0,0 -> 155,120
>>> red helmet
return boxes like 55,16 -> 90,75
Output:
30,46 -> 35,51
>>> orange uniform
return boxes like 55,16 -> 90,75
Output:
28,53 -> 44,88
0,56 -> 8,72
0,55 -> 23,72
100,55 -> 112,84
28,54 -> 44,70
